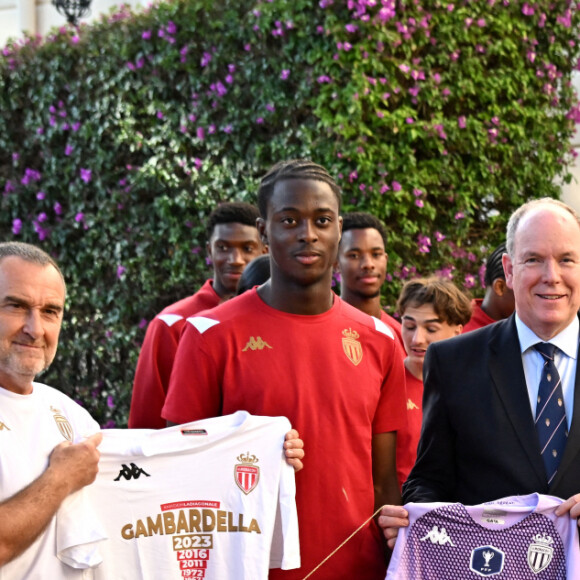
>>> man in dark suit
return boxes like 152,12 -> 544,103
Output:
379,197 -> 580,547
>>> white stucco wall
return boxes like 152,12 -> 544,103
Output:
0,0 -> 142,46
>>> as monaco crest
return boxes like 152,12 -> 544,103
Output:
527,533 -> 554,574
51,407 -> 73,442
342,328 -> 363,366
235,452 -> 260,495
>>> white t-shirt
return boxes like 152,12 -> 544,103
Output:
387,493 -> 580,579
0,382 -> 103,580
79,412 -> 300,580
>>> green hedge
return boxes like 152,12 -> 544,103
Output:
1,0 -> 579,426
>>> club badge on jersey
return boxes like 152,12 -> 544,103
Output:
235,452 -> 260,495
51,405 -> 73,441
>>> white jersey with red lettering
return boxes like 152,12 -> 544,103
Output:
387,494 -> 580,579
71,412 -> 300,580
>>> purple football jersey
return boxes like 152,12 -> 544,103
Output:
387,494 -> 580,579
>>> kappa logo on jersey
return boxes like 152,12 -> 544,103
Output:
114,463 -> 151,481
242,336 -> 272,351
527,533 -> 554,574
50,406 -> 73,441
470,546 -> 505,577
419,525 -> 455,546
0,421 -> 10,431
235,452 -> 260,495
342,328 -> 363,366
407,399 -> 419,411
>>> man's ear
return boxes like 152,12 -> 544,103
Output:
492,278 -> 507,296
257,217 -> 268,245
501,253 -> 514,290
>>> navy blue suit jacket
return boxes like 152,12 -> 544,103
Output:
403,314 -> 580,504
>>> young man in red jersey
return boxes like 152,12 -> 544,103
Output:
129,202 -> 266,429
337,212 -> 404,347
163,160 -> 406,579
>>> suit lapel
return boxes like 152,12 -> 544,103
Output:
551,324 -> 580,491
488,316 -> 547,488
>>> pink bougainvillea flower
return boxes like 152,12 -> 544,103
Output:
392,181 -> 402,191
458,116 -> 467,128
280,69 -> 290,80
522,3 -> 534,16
464,274 -> 476,288
435,231 -> 445,242
12,219 -> 22,235
80,168 -> 92,183
455,211 -> 465,220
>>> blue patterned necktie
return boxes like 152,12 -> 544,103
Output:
533,342 -> 568,485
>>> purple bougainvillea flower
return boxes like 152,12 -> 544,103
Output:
196,127 -> 205,140
458,116 -> 467,128
54,202 -> 63,215
37,212 -> 47,223
12,219 -> 22,235
464,274 -> 476,288
435,231 -> 445,242
415,199 -> 424,208
522,3 -> 534,15
455,211 -> 465,220
392,181 -> 402,191
21,168 -> 42,185
65,144 -> 73,156
280,69 -> 290,80
117,265 -> 126,279
80,168 -> 92,183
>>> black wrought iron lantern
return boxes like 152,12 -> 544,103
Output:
52,0 -> 92,26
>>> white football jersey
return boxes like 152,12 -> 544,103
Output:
73,412 -> 300,579
387,493 -> 580,579
0,382 -> 103,580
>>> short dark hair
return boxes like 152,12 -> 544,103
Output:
397,277 -> 472,326
0,242 -> 65,287
341,212 -> 387,247
484,242 -> 507,287
257,159 -> 342,218
236,255 -> 271,295
206,202 -> 260,240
